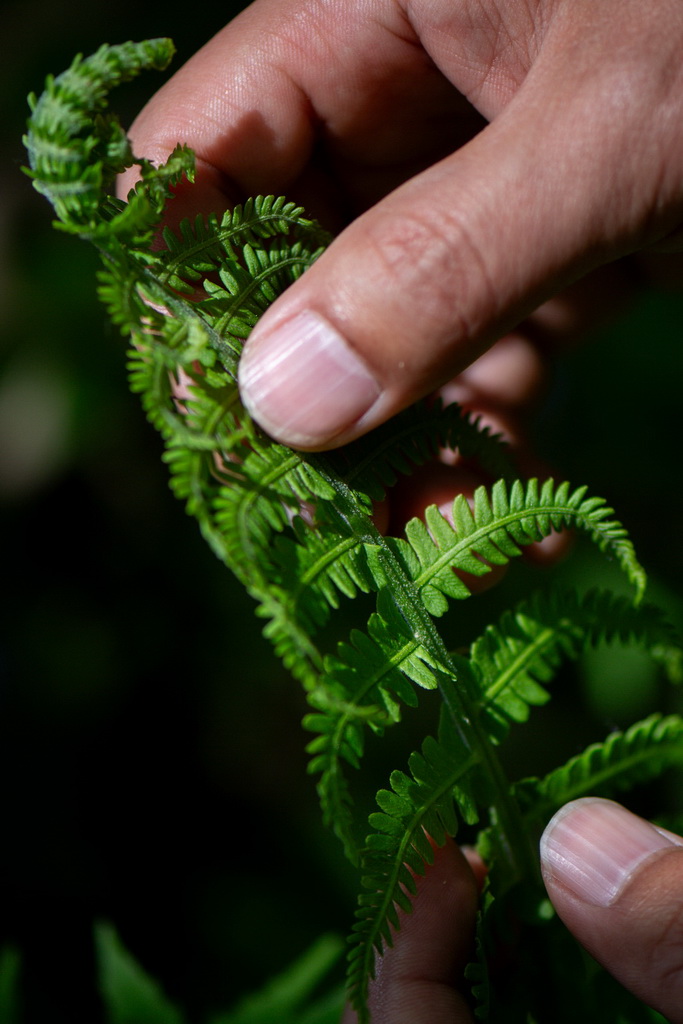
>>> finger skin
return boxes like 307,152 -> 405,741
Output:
119,0 -> 468,222
548,850 -> 683,1022
541,799 -> 683,1022
342,839 -> 479,1024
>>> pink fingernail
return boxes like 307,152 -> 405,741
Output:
238,310 -> 380,447
540,797 -> 679,906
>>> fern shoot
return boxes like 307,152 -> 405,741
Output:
24,39 -> 683,1023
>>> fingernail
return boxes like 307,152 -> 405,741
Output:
540,797 -> 679,906
238,311 -> 381,447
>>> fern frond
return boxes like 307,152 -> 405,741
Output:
515,713 -> 683,825
162,435 -> 337,691
111,142 -> 195,242
212,439 -> 337,585
386,478 -> 646,616
305,591 -> 446,858
326,399 -> 515,503
157,195 -> 331,291
124,200 -> 331,378
192,239 -> 327,373
259,407 -> 512,638
347,699 -> 481,1020
24,39 -> 177,233
268,519 -> 376,631
97,262 -> 148,338
472,589 -> 682,741
346,592 -> 681,1016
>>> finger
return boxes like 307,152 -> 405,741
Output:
541,797 -> 683,1023
238,7 -> 683,449
438,333 -> 547,416
118,0 -> 471,224
342,839 -> 479,1024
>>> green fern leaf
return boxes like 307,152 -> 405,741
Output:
26,40 -> 683,1024
305,591 -> 446,858
327,399 -> 515,503
347,699 -> 480,1020
212,439 -> 336,586
158,196 -> 331,291
196,240 -> 326,359
386,478 -> 646,616
472,589 -> 681,741
267,519 -> 376,635
24,39 -> 178,234
515,713 -> 683,825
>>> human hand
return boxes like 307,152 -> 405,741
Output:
341,798 -> 683,1023
120,0 -> 683,464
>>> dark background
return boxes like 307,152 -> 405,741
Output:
2,2 -> 683,1020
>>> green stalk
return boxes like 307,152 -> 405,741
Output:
309,456 -> 539,884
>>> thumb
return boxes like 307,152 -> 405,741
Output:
237,70 -> 666,450
540,797 -> 683,1022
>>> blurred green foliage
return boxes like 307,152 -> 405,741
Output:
2,3 -> 683,1021
0,923 -> 345,1024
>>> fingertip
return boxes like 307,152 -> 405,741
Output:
238,309 -> 384,449
364,838 -> 479,1024
540,798 -> 678,907
541,798 -> 683,1021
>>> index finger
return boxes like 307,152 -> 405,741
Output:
118,0 -> 467,224
341,838 -> 479,1024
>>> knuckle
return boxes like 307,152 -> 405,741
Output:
360,203 -> 498,346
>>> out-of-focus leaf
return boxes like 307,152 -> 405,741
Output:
96,921 -> 185,1024
209,933 -> 345,1024
0,946 -> 21,1024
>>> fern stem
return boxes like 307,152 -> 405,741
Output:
309,456 -> 539,882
